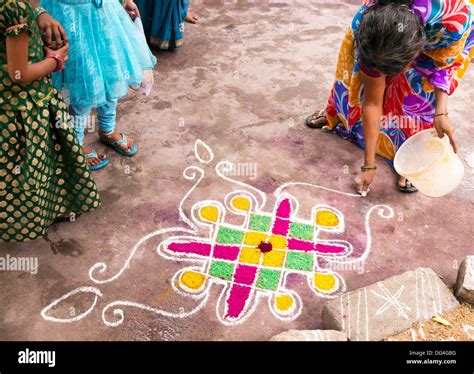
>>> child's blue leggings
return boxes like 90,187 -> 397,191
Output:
70,99 -> 118,146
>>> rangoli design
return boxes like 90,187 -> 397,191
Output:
41,139 -> 394,327
162,194 -> 351,324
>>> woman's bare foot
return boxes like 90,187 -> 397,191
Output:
306,109 -> 327,128
82,145 -> 107,167
185,11 -> 198,24
398,176 -> 418,193
98,130 -> 134,153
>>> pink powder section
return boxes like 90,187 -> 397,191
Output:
167,242 -> 212,256
287,238 -> 314,252
315,243 -> 347,254
213,244 -> 240,261
272,218 -> 290,236
225,284 -> 252,319
233,264 -> 257,285
287,238 -> 347,254
275,198 -> 292,218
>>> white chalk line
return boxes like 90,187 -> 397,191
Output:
41,287 -> 103,324
194,139 -> 214,165
101,293 -> 210,327
274,181 -> 362,198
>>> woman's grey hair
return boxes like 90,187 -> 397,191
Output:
355,0 -> 426,76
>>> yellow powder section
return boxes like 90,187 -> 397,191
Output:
200,205 -> 219,222
232,196 -> 250,211
263,250 -> 285,267
314,273 -> 336,291
180,271 -> 206,290
269,235 -> 287,249
243,231 -> 267,246
316,210 -> 339,227
239,247 -> 261,264
276,294 -> 294,312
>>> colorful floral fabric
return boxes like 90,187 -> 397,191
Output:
325,0 -> 474,162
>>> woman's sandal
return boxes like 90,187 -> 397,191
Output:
85,150 -> 109,171
305,110 -> 327,129
100,132 -> 138,157
398,179 -> 418,193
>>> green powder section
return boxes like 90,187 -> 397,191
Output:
285,251 -> 314,271
256,269 -> 281,290
289,222 -> 314,241
209,261 -> 235,280
216,227 -> 245,244
249,214 -> 272,232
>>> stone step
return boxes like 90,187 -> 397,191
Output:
455,256 -> 474,305
270,329 -> 347,341
322,267 -> 460,341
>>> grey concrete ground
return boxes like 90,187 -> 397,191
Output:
1,0 -> 473,341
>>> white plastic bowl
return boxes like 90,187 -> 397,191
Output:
394,129 -> 464,197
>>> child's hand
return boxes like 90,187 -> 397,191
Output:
45,43 -> 70,62
37,13 -> 68,49
123,0 -> 140,19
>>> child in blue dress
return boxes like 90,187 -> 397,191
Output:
40,0 -> 157,170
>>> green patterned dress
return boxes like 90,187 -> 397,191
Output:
0,0 -> 100,242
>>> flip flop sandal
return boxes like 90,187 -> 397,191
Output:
101,132 -> 138,157
306,111 -> 327,128
398,179 -> 418,193
85,150 -> 109,171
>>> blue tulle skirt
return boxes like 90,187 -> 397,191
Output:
40,0 -> 157,107
135,0 -> 189,49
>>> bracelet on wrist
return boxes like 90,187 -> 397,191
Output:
35,6 -> 48,18
47,53 -> 64,73
434,112 -> 448,117
361,164 -> 377,172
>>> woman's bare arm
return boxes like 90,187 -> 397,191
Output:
355,71 -> 386,194
361,71 -> 385,165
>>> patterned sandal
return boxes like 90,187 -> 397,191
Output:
305,110 -> 327,128
100,132 -> 138,157
85,150 -> 109,171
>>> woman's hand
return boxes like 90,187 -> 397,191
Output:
37,13 -> 68,49
433,115 -> 457,153
44,43 -> 69,63
124,0 -> 140,19
355,169 -> 376,196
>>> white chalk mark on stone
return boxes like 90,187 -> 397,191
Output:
364,287 -> 369,340
415,269 -> 419,319
371,283 -> 411,319
356,289 -> 361,340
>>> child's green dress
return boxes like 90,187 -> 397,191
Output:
0,0 -> 100,242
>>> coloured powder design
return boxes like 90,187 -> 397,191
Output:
162,194 -> 354,324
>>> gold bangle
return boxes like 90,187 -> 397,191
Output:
361,165 -> 377,172
434,112 -> 448,117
